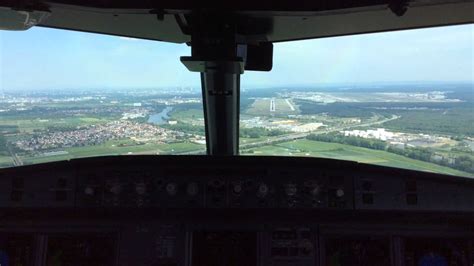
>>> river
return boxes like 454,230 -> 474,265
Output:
147,107 -> 173,125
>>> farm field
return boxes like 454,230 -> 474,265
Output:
18,140 -> 204,166
242,139 -> 473,177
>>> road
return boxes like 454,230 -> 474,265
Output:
285,99 -> 295,111
239,115 -> 399,151
175,115 -> 400,154
7,143 -> 23,166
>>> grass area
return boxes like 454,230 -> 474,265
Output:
167,108 -> 205,127
4,137 -> 473,178
18,140 -> 205,165
246,98 -> 298,116
0,155 -> 13,168
0,116 -> 114,133
243,139 -> 473,177
170,108 -> 203,120
155,142 -> 204,153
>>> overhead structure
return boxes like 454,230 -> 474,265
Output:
180,12 -> 273,155
1,0 -> 473,42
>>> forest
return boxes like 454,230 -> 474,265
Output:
296,100 -> 473,136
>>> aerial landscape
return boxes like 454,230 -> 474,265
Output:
0,82 -> 472,177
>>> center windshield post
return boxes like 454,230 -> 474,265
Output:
181,13 -> 244,155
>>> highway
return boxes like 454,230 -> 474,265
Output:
7,143 -> 24,166
239,115 -> 399,151
178,115 -> 399,154
285,99 -> 295,111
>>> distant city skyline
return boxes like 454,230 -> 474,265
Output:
0,24 -> 472,91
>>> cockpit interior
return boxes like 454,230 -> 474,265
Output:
0,1 -> 473,265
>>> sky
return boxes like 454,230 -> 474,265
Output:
0,24 -> 472,91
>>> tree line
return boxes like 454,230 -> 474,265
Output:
240,127 -> 286,138
307,133 -> 474,174
307,133 -> 386,150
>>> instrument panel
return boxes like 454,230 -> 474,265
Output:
0,155 -> 473,212
1,227 -> 473,266
0,156 -> 355,210
0,156 -> 473,266
75,169 -> 350,210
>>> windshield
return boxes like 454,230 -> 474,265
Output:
0,27 -> 205,166
1,25 -> 472,177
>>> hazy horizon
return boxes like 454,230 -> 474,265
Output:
1,24 -> 472,91
1,80 -> 472,93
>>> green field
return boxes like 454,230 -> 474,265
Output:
17,140 -> 205,166
167,108 -> 204,126
6,138 -> 472,177
0,155 -> 13,168
0,115 -> 114,133
242,139 -> 473,177
170,108 -> 203,120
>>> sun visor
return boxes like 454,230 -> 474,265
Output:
0,6 -> 51,31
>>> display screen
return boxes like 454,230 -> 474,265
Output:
192,231 -> 257,266
325,237 -> 391,266
404,238 -> 470,266
46,234 -> 117,266
0,234 -> 34,266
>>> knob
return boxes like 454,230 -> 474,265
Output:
232,182 -> 242,194
287,199 -> 296,207
336,188 -> 345,197
109,184 -> 121,195
257,183 -> 268,197
211,179 -> 224,188
135,182 -> 146,195
84,186 -> 94,196
187,182 -> 199,196
166,183 -> 177,196
310,185 -> 321,196
285,184 -> 297,196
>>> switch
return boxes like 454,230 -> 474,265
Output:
232,182 -> 242,194
362,180 -> 372,191
57,178 -> 67,188
336,188 -> 344,197
136,182 -> 147,195
406,193 -> 417,205
362,193 -> 374,204
84,186 -> 94,196
12,177 -> 24,189
56,191 -> 67,201
10,191 -> 22,202
166,183 -> 177,196
187,182 -> 199,196
285,183 -> 297,196
310,185 -> 321,196
109,183 -> 122,195
257,183 -> 268,198
11,177 -> 24,202
406,180 -> 417,192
